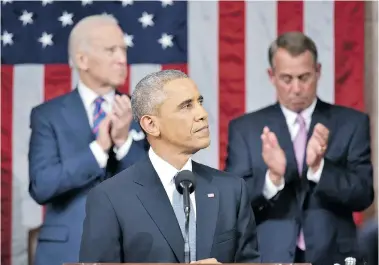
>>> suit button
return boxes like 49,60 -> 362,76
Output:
289,250 -> 294,257
258,206 -> 264,211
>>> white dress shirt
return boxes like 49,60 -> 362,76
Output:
77,81 -> 133,168
262,99 -> 324,199
149,148 -> 197,218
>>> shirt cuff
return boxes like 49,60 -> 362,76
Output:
113,134 -> 133,160
262,170 -> 285,199
89,141 -> 109,168
307,158 -> 324,183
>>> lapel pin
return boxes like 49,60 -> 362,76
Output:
207,193 -> 214,198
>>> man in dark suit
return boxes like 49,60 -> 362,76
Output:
28,15 -> 148,265
225,32 -> 374,265
79,69 -> 261,263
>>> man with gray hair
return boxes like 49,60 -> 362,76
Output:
225,31 -> 373,265
28,14 -> 148,265
79,69 -> 261,263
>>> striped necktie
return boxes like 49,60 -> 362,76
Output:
92,97 -> 106,137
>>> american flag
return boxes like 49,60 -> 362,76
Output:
1,1 -> 366,265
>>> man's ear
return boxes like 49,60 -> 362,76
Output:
140,115 -> 160,137
315,63 -> 321,80
75,52 -> 89,71
267,67 -> 275,86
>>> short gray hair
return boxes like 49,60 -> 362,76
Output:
68,14 -> 119,68
131,69 -> 189,122
268,31 -> 318,68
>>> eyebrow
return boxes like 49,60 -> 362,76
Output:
177,95 -> 204,108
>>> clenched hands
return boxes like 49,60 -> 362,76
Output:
96,95 -> 133,152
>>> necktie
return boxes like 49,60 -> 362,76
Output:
172,181 -> 196,263
293,114 -> 307,250
92,97 -> 106,137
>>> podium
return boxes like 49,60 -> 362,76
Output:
63,263 -> 312,265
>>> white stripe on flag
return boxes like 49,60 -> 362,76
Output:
129,64 -> 162,93
12,65 -> 44,265
188,1 -> 219,168
246,1 -> 277,112
304,1 -> 335,104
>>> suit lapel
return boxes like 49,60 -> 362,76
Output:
297,99 -> 332,206
134,159 -> 185,262
61,89 -> 94,144
193,162 -> 219,260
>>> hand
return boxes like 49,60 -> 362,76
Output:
96,115 -> 112,152
191,258 -> 221,264
261,126 -> 286,185
306,123 -> 329,171
110,94 -> 133,147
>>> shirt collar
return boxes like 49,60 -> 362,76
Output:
77,80 -> 115,109
280,98 -> 317,126
148,147 -> 192,186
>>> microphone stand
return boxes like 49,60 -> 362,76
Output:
183,186 -> 191,263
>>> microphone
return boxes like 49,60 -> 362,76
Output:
175,170 -> 196,263
175,170 -> 196,218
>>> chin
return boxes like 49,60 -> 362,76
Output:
198,138 -> 211,149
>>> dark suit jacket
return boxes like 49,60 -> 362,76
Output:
28,89 -> 148,265
358,217 -> 378,265
79,157 -> 261,263
225,99 -> 374,265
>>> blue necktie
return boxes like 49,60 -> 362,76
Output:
92,97 -> 106,137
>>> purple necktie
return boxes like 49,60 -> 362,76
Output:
294,114 -> 307,250
92,97 -> 105,136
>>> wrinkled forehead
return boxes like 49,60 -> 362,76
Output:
273,51 -> 317,75
161,78 -> 201,104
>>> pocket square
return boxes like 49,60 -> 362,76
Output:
207,193 -> 214,198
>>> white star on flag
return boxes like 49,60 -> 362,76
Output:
138,12 -> 154,28
38,32 -> 53,48
81,0 -> 93,6
158,33 -> 174,49
1,31 -> 13,46
120,0 -> 133,6
124,33 -> 134,47
19,10 -> 34,26
161,0 -> 173,7
58,11 -> 74,27
41,0 -> 53,6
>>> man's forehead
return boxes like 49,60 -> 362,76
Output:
163,79 -> 200,98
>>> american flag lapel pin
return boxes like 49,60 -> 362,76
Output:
207,193 -> 214,198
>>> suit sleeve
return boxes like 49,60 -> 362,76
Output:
234,178 -> 261,263
117,138 -> 149,174
225,120 -> 269,209
28,107 -> 104,205
314,114 -> 374,211
79,186 -> 122,262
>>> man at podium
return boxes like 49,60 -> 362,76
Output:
79,70 -> 261,263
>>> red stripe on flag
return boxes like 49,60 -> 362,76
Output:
218,1 -> 246,170
161,63 -> 188,74
277,1 -> 304,34
44,65 -> 73,101
1,65 -> 14,265
118,64 -> 131,95
42,65 -> 72,219
334,1 -> 365,226
334,1 -> 365,112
